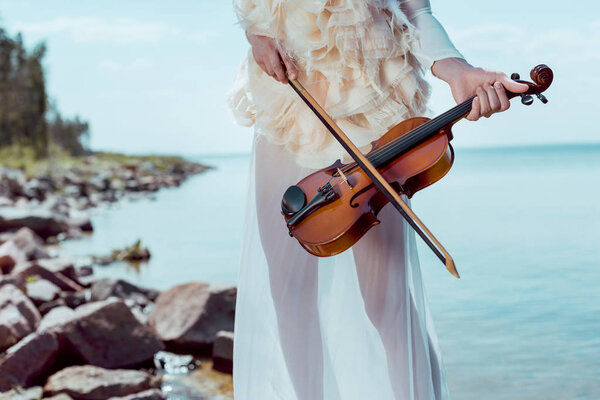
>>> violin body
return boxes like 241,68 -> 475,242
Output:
284,117 -> 455,257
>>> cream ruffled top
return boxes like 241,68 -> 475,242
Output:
229,0 -> 458,169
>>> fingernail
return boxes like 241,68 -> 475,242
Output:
494,82 -> 502,89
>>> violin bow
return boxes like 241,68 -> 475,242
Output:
287,77 -> 460,278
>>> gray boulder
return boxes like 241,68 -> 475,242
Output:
149,282 -> 236,352
0,331 -> 59,391
0,284 -> 41,351
44,366 -> 160,400
0,208 -> 70,240
90,279 -> 158,306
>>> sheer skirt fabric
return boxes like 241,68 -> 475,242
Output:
233,134 -> 450,399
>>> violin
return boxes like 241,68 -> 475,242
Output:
280,64 -> 553,278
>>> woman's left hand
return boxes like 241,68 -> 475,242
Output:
431,58 -> 529,121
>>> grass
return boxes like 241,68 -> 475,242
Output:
0,145 -> 200,177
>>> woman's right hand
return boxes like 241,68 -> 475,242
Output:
246,32 -> 297,83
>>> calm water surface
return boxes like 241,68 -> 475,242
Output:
61,145 -> 600,399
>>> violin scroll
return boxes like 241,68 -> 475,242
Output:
509,64 -> 553,105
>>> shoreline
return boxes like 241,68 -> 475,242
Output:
0,153 -> 234,400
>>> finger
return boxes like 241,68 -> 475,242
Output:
494,81 -> 510,112
279,49 -> 297,80
484,83 -> 500,117
499,74 -> 529,94
466,96 -> 480,121
268,53 -> 286,82
476,87 -> 490,118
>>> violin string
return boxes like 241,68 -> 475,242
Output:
338,97 -> 474,175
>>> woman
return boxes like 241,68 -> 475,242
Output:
229,0 -> 527,399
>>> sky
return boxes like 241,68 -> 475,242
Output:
0,0 -> 598,156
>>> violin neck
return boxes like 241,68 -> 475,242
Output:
367,97 -> 475,168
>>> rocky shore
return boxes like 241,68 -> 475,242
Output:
0,155 -> 235,400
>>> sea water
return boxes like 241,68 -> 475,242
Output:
60,144 -> 600,399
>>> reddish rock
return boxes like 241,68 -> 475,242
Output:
212,330 -> 234,374
13,263 -> 83,292
51,299 -> 164,368
149,282 -> 236,352
34,258 -> 77,282
0,240 -> 24,274
0,331 -> 59,391
108,389 -> 166,400
0,275 -> 25,291
0,227 -> 50,275
26,279 -> 61,306
44,366 -> 159,400
0,284 -> 41,351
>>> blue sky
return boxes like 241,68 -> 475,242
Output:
0,0 -> 598,156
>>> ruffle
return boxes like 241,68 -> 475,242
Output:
229,0 -> 430,169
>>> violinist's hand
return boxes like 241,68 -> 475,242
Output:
431,58 -> 529,121
246,31 -> 297,83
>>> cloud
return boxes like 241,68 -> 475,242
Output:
99,58 -> 153,72
12,16 -> 215,46
448,19 -> 600,65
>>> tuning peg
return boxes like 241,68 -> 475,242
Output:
533,90 -> 548,104
511,73 -> 520,80
520,93 -> 534,106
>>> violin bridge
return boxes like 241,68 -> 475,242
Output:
337,168 -> 353,189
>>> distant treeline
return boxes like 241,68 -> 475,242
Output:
0,27 -> 89,157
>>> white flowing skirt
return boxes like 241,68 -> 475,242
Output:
233,133 -> 450,400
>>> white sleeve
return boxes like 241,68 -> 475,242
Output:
400,0 -> 464,70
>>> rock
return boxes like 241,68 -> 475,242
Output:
34,258 -> 77,282
60,290 -> 89,309
212,330 -> 234,374
12,263 -> 83,292
0,239 -> 24,274
149,282 -> 236,352
26,279 -> 61,306
38,306 -> 76,332
48,299 -> 164,368
76,265 -> 93,278
0,197 -> 13,208
90,279 -> 158,306
0,331 -> 59,391
12,227 -> 50,260
0,228 -> 49,274
44,395 -> 74,400
130,307 -> 149,325
0,386 -> 43,400
0,208 -> 70,240
67,211 -> 93,233
0,284 -> 41,351
108,389 -> 166,400
153,351 -> 199,374
0,275 -> 25,291
0,169 -> 27,199
44,366 -> 159,400
39,298 -> 68,315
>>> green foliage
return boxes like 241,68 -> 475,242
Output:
0,26 -> 90,158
